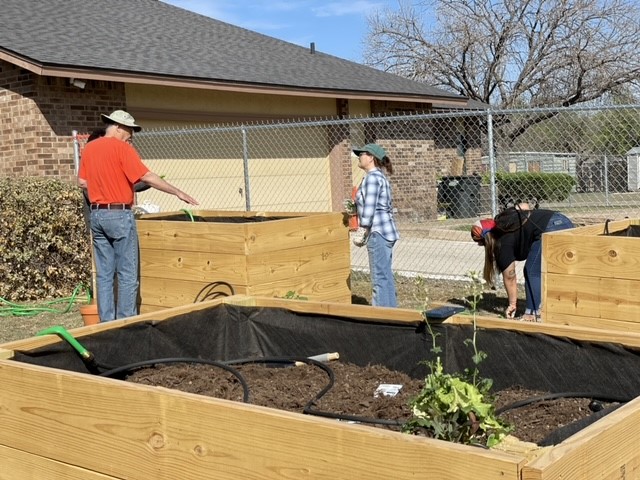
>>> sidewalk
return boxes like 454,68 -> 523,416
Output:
350,226 -> 525,283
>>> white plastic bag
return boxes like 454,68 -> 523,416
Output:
351,227 -> 369,247
137,200 -> 161,214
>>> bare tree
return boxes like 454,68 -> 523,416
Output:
364,0 -> 640,110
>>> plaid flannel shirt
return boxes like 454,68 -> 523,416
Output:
355,169 -> 399,242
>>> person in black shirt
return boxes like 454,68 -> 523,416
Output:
471,205 -> 573,321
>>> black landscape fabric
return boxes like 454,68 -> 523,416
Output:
12,303 -> 640,401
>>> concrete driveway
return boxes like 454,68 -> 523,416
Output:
350,230 -> 525,283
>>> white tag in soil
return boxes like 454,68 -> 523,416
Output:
374,384 -> 403,397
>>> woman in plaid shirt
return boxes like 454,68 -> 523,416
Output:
353,144 -> 400,307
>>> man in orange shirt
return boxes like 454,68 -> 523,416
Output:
78,110 -> 198,321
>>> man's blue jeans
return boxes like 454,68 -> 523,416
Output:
366,232 -> 397,307
524,213 -> 574,315
90,209 -> 139,321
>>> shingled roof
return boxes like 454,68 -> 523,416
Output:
0,0 -> 468,104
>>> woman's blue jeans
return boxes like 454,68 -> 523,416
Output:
524,213 -> 574,315
90,209 -> 139,321
366,232 -> 397,307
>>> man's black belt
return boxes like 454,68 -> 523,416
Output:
90,203 -> 131,210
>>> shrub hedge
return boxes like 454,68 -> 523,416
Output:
0,177 -> 91,301
493,172 -> 576,204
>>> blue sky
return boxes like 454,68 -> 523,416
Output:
160,0 -> 397,63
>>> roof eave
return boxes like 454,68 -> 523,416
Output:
0,51 -> 468,107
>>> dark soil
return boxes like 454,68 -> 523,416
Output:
121,275 -> 614,448
126,361 -> 616,446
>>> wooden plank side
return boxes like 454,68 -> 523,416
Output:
447,315 -> 640,349
0,444 -> 116,480
0,361 -> 523,480
139,248 -> 248,284
245,212 -> 348,254
544,273 -> 600,318
523,396 -> 640,480
140,211 -> 315,221
140,270 -> 351,309
137,219 -> 248,255
248,297 -> 425,324
246,240 -> 350,284
555,218 -> 632,237
137,212 -> 345,255
140,277 -> 248,310
187,211 -> 310,220
139,304 -> 170,315
544,310 -> 640,333
543,233 -> 640,279
545,273 -> 640,323
245,268 -> 351,302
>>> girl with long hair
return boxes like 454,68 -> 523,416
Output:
471,205 -> 573,321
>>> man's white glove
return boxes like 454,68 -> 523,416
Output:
352,227 -> 369,247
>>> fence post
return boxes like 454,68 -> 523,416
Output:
604,154 -> 610,206
241,126 -> 251,211
486,110 -> 498,217
72,130 -> 80,175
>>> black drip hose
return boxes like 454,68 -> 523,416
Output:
496,391 -> 632,415
99,357 -> 251,403
99,355 -> 406,427
304,405 -> 404,426
227,356 -> 405,427
194,281 -> 235,302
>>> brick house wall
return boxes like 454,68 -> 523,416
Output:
350,114 -> 485,220
0,60 -> 125,182
1,60 -> 482,220
363,141 -> 483,221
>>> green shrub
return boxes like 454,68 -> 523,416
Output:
0,177 -> 91,301
493,172 -> 575,203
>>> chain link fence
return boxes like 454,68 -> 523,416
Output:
74,104 -> 640,282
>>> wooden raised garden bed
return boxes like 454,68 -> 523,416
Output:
2,297 -> 640,479
136,210 -> 350,312
543,218 -> 640,331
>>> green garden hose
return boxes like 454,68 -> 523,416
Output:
180,208 -> 195,222
36,325 -> 100,374
0,284 -> 90,318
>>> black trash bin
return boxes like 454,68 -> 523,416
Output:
437,175 -> 481,219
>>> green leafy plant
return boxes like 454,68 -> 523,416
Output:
343,198 -> 356,215
403,271 -> 512,447
280,291 -> 308,300
463,271 -> 488,384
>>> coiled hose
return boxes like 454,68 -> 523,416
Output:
1,284 -> 90,317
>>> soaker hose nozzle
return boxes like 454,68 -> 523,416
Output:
295,352 -> 339,367
37,326 -> 101,374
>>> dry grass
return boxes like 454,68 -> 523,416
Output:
0,272 -> 514,344
0,303 -> 84,344
350,271 -> 512,316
